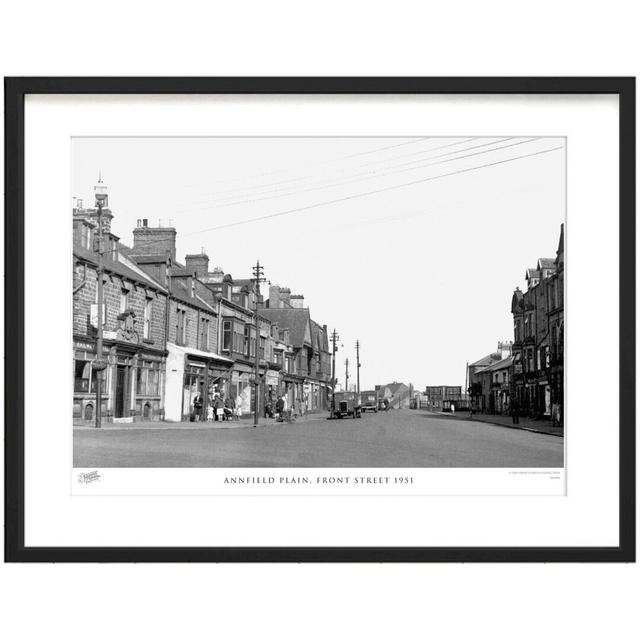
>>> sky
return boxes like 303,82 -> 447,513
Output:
72,136 -> 565,392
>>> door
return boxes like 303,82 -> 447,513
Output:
115,365 -> 126,417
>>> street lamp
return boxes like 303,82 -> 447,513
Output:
92,175 -> 108,428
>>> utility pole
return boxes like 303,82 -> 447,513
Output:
92,176 -> 109,428
330,329 -> 340,418
345,357 -> 350,392
355,340 -> 361,395
252,260 -> 266,427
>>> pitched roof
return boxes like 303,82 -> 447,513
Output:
380,382 -> 409,395
537,258 -> 556,270
73,243 -> 166,292
469,352 -> 502,368
259,308 -> 311,348
170,276 -> 217,314
481,355 -> 514,373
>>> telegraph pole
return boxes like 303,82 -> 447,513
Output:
252,260 -> 266,427
345,357 -> 350,392
330,329 -> 340,418
92,176 -> 108,428
355,340 -> 361,395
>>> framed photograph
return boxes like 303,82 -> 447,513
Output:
5,77 -> 635,562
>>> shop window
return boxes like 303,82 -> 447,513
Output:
137,362 -> 160,396
84,403 -> 94,420
75,360 -> 91,392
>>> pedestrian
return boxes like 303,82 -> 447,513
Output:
265,398 -> 273,419
511,400 -> 520,425
275,395 -> 285,422
224,394 -> 235,421
214,395 -> 224,421
451,403 -> 456,415
193,393 -> 203,422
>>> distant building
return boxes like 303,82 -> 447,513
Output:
467,342 -> 513,412
424,386 -> 463,411
375,382 -> 411,409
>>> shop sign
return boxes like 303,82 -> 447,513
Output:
74,339 -> 96,352
265,371 -> 279,386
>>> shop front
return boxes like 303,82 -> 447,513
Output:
264,368 -> 281,415
73,336 -> 166,424
231,362 -> 254,417
165,343 -> 233,421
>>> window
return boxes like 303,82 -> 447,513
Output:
74,359 -> 92,392
244,325 -> 251,357
259,336 -> 266,360
200,317 -> 209,350
176,307 -> 186,345
274,350 -> 283,367
222,320 -> 232,352
233,324 -> 244,353
143,298 -> 152,339
120,288 -> 129,313
136,361 -> 160,396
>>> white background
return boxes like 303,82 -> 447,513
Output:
1,2 -> 638,640
28,94 -> 604,547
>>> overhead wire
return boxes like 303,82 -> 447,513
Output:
174,137 -> 540,214
184,144 -> 564,235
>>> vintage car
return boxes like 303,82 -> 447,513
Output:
332,391 -> 362,419
360,390 -> 379,413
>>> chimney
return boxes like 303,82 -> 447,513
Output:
132,224 -> 177,262
185,253 -> 210,279
290,294 -> 305,309
279,287 -> 291,307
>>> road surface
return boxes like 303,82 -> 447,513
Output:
74,410 -> 563,468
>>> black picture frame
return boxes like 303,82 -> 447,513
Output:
4,77 -> 636,563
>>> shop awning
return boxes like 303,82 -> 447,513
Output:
168,343 -> 234,365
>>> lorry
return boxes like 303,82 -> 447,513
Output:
360,390 -> 379,413
331,391 -> 362,419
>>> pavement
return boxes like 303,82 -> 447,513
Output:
74,409 -> 564,468
431,410 -> 564,437
74,412 -> 327,431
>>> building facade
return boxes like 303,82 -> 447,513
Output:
73,201 -> 169,424
73,181 -> 335,424
511,224 -> 564,423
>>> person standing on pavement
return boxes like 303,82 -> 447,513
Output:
511,399 -> 520,424
275,395 -> 284,422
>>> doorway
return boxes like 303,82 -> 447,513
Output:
116,365 -> 127,418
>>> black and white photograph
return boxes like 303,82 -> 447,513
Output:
71,135 -> 565,471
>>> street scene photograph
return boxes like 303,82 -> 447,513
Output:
72,136 -> 565,468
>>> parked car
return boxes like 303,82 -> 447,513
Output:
332,392 -> 362,419
360,390 -> 379,413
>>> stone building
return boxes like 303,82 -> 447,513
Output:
73,193 -> 169,424
511,224 -> 564,422
128,221 -> 232,422
260,285 -> 332,413
467,342 -> 512,412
